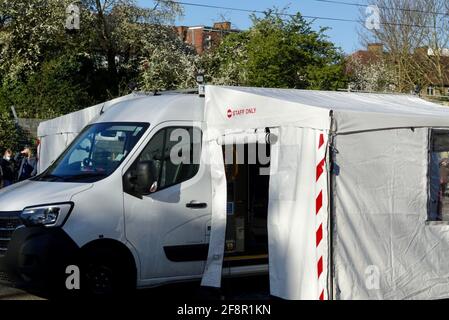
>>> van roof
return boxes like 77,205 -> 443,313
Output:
96,93 -> 204,124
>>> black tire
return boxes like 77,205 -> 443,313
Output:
80,248 -> 135,297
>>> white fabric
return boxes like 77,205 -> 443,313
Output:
38,132 -> 77,173
37,93 -> 142,172
268,126 -> 329,299
333,128 -> 449,299
217,128 -> 271,145
205,86 -> 449,134
205,86 -> 331,132
37,104 -> 103,172
201,136 -> 227,287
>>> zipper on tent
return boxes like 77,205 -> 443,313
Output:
328,110 -> 337,300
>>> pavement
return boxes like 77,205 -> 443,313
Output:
0,275 -> 270,300
0,283 -> 45,300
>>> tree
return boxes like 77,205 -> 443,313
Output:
0,0 -> 185,119
139,26 -> 198,92
0,110 -> 20,153
203,10 -> 347,90
347,56 -> 396,92
200,32 -> 249,86
360,0 -> 449,93
0,54 -> 93,119
0,0 -> 71,82
82,0 -> 183,95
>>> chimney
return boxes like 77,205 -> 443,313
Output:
213,21 -> 231,30
175,26 -> 188,41
414,46 -> 429,57
367,43 -> 383,55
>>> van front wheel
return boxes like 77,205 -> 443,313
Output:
81,249 -> 135,296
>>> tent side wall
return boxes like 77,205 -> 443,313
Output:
37,103 -> 103,173
333,127 -> 449,299
37,93 -> 142,173
267,126 -> 330,300
38,132 -> 79,174
203,86 -> 332,299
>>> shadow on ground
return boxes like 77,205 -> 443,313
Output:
0,275 -> 271,300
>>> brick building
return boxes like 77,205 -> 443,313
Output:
175,21 -> 238,55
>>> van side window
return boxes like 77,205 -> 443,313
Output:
136,127 -> 201,193
429,130 -> 449,221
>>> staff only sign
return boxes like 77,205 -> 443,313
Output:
226,107 -> 257,119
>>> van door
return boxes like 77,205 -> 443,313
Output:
123,122 -> 212,281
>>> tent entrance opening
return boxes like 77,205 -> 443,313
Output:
223,142 -> 270,265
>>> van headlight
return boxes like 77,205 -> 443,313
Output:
20,203 -> 74,227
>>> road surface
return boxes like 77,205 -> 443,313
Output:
0,275 -> 270,300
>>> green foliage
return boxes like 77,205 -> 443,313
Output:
204,10 -> 348,90
0,0 -> 185,119
0,0 -> 70,82
201,32 -> 249,85
0,54 -> 92,118
0,110 -> 29,155
139,26 -> 198,92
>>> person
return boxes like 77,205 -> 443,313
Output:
17,146 -> 37,181
0,149 -> 15,187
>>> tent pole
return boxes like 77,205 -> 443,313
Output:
328,110 -> 337,300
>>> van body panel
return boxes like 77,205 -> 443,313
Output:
95,94 -> 205,125
122,120 -> 212,281
0,180 -> 92,212
62,173 -> 127,247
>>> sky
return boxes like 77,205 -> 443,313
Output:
138,0 -> 366,54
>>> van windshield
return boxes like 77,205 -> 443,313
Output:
36,122 -> 149,183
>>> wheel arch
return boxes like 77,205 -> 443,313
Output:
79,238 -> 138,285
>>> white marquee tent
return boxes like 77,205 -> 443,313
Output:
202,86 -> 449,300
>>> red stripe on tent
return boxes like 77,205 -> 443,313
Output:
316,224 -> 323,247
318,133 -> 324,149
319,290 -> 324,300
316,132 -> 325,300
316,158 -> 325,181
317,256 -> 323,278
316,191 -> 323,214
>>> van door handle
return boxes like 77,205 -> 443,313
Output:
186,201 -> 207,209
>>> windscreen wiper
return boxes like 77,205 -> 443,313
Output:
67,172 -> 107,181
37,174 -> 66,182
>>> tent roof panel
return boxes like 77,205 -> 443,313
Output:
207,86 -> 449,133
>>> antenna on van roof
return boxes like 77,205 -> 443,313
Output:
99,102 -> 106,115
196,69 -> 205,97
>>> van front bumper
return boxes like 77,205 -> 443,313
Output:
1,226 -> 79,288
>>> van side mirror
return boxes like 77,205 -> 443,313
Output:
135,160 -> 158,195
123,160 -> 159,198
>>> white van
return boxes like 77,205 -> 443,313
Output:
0,90 -> 270,294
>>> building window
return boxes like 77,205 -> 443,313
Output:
427,86 -> 435,96
428,130 -> 449,221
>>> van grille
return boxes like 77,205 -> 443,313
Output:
0,212 -> 22,256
